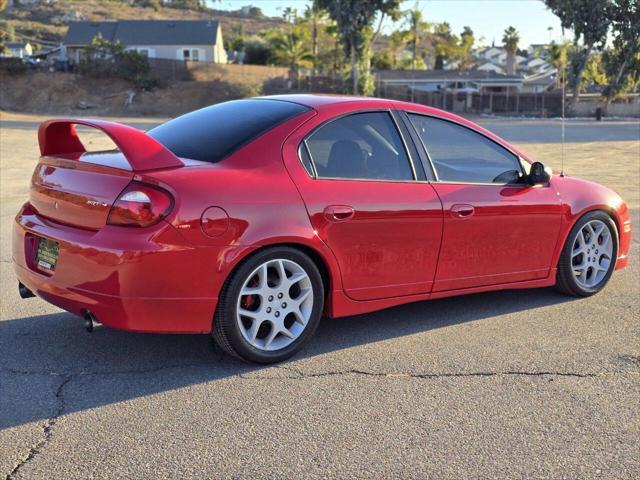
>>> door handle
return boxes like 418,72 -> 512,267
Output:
451,204 -> 475,219
324,205 -> 355,222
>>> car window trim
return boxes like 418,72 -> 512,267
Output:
391,110 -> 427,181
298,141 -> 318,177
395,111 -> 434,181
298,109 -> 420,183
403,111 -> 527,186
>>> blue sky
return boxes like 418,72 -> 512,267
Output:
208,0 -> 570,48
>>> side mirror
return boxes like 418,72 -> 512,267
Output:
528,161 -> 552,185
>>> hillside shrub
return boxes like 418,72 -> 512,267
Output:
79,34 -> 159,90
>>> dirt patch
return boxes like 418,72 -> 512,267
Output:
0,72 -> 260,117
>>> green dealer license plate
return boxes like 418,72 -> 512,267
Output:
36,237 -> 59,272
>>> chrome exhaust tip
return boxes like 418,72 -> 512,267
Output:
18,282 -> 35,299
83,311 -> 100,333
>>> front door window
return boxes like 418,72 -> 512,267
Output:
408,114 -> 524,184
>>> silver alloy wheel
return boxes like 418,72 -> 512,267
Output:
571,219 -> 613,288
236,258 -> 314,351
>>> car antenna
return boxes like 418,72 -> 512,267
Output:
560,65 -> 566,177
560,31 -> 566,177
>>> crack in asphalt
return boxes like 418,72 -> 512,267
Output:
4,362 -> 635,381
252,365 -> 606,380
0,361 -> 223,377
6,374 -> 72,480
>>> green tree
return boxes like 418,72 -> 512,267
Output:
304,3 -> 328,78
243,38 -> 271,65
164,0 -> 205,9
502,26 -> 520,75
544,0 -> 613,105
133,0 -> 161,9
317,0 -> 401,95
387,30 -> 407,69
581,53 -> 608,90
548,41 -> 570,87
432,22 -> 453,70
225,22 -> 245,58
402,7 -> 429,70
457,26 -> 475,70
81,34 -> 155,89
268,29 -> 312,78
324,22 -> 344,75
602,0 -> 640,102
372,49 -> 394,70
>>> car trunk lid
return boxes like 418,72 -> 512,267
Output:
29,119 -> 184,230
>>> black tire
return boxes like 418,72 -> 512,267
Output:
555,210 -> 618,297
212,246 -> 324,364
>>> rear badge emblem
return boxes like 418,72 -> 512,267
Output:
86,200 -> 108,207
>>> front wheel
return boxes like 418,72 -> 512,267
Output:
556,211 -> 618,297
212,247 -> 324,363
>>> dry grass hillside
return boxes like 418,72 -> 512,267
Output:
0,71 -> 268,116
1,0 -> 284,46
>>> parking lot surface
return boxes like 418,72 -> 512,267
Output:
1,113 -> 638,479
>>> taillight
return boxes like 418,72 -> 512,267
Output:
107,182 -> 173,227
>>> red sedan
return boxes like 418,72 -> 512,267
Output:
13,95 -> 632,363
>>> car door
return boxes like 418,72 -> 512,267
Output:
285,109 -> 443,301
405,112 -> 563,292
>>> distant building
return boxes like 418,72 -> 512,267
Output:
528,44 -> 551,58
63,20 -> 227,64
377,69 -> 524,94
378,68 -> 556,95
477,62 -> 505,75
521,69 -> 558,93
474,45 -> 552,76
3,42 -> 33,58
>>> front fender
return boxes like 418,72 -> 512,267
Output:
553,175 -> 631,269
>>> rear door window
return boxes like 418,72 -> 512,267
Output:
303,112 -> 414,181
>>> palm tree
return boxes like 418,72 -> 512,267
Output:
549,41 -> 568,88
304,4 -> 328,78
270,30 -> 313,79
388,30 -> 408,69
502,26 -> 520,75
433,22 -> 453,70
458,26 -> 475,69
403,8 -> 429,70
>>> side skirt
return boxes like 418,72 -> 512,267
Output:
328,269 -> 557,319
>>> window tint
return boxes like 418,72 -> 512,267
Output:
148,99 -> 309,164
304,112 -> 414,181
409,114 -> 522,184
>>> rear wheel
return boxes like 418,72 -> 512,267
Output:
212,247 -> 324,363
556,211 -> 618,297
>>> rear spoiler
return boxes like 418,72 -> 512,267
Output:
38,118 -> 183,171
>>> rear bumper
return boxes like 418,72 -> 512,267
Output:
12,205 -> 220,333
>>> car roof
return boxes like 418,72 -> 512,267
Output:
260,94 -> 391,109
260,94 -> 449,116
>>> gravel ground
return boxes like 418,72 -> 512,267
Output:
1,113 -> 638,479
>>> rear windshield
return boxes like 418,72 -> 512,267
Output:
148,99 -> 310,163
